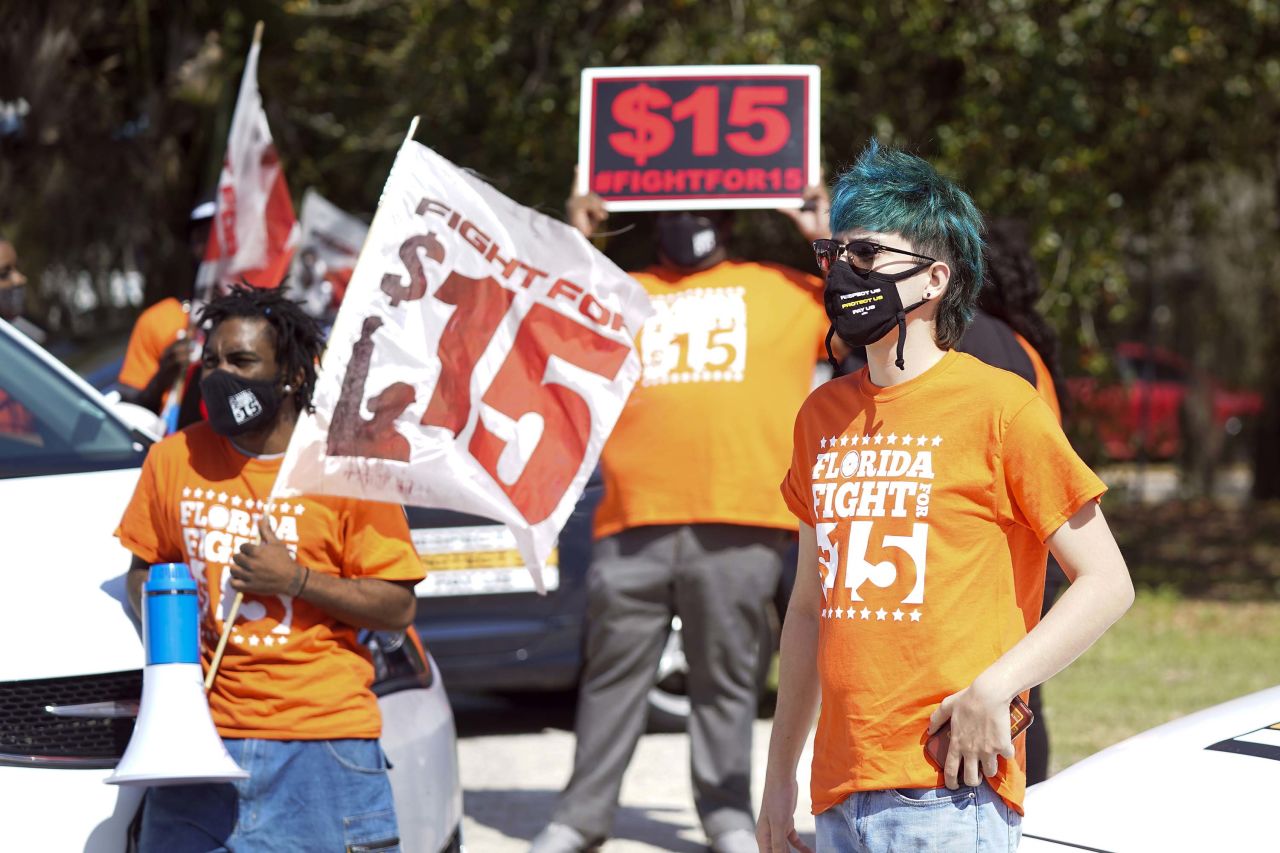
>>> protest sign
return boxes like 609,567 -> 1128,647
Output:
273,138 -> 653,591
577,64 -> 820,211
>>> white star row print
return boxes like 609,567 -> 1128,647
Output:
232,633 -> 289,647
820,434 -> 943,448
180,486 -> 305,515
821,606 -> 923,622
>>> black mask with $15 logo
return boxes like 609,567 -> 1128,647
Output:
200,369 -> 284,437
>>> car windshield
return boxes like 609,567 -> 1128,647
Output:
0,329 -> 147,478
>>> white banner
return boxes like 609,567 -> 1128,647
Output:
287,189 -> 369,324
274,139 -> 652,590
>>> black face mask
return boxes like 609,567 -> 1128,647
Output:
200,370 -> 284,436
823,259 -> 932,371
656,213 -> 720,269
0,285 -> 24,319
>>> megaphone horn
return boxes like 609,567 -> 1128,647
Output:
106,562 -> 249,787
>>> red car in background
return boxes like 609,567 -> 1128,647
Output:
1068,342 -> 1263,461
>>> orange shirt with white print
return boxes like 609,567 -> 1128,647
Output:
594,260 -> 829,539
118,297 -> 189,402
780,350 -> 1105,815
116,421 -> 424,740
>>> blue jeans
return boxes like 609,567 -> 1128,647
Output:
814,783 -> 1021,853
138,738 -> 400,852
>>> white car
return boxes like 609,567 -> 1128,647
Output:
1021,685 -> 1280,852
0,319 -> 463,851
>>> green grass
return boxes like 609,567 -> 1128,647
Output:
1043,590 -> 1280,773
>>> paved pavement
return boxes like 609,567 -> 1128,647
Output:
452,693 -> 816,852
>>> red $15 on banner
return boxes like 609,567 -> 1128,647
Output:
274,141 -> 651,587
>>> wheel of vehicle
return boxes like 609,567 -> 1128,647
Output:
646,618 -> 690,733
644,615 -> 778,734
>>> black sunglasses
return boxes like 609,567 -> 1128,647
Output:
811,238 -> 936,275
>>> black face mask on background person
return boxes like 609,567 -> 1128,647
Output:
823,259 -> 932,371
656,213 -> 720,269
0,285 -> 24,319
200,369 -> 285,437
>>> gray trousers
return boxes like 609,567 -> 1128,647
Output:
553,523 -> 789,843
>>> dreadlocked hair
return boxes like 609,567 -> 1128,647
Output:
198,283 -> 323,414
980,219 -> 1069,417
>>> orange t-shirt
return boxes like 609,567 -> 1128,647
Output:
1013,332 -> 1061,424
781,350 -> 1105,815
117,297 -> 190,398
594,260 -> 829,538
116,422 -> 424,740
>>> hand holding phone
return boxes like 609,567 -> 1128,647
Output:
924,695 -> 1034,774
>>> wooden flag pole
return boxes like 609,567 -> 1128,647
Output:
205,113 -> 421,693
202,17 -> 271,693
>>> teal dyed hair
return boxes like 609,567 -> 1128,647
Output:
828,141 -> 985,348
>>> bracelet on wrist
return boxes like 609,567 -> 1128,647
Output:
290,565 -> 311,598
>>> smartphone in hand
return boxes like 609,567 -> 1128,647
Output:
924,695 -> 1034,770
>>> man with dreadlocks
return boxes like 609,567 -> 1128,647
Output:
116,284 -> 423,851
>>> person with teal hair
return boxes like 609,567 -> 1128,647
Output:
757,142 -> 1133,853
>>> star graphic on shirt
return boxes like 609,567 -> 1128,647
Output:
232,634 -> 243,644
820,437 -> 828,449
901,434 -> 914,445
873,434 -> 883,445
886,433 -> 898,445
263,636 -> 275,647
840,435 -> 850,446
280,502 -> 292,515
193,488 -> 204,499
863,434 -> 874,446
250,635 -> 262,646
932,435 -> 943,447
876,608 -> 888,621
916,435 -> 928,447
860,607 -> 871,620
182,487 -> 191,498
217,491 -> 228,503
294,505 -> 305,516
910,610 -> 923,622
892,608 -> 905,621
835,607 -> 845,619
231,495 -> 242,507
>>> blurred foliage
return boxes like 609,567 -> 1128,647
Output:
2,0 -> 1279,491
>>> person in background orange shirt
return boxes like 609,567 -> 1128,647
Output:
116,200 -> 216,414
757,143 -> 1133,853
116,285 -> 422,850
531,180 -> 840,853
978,219 -> 1074,787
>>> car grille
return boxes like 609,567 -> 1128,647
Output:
0,670 -> 141,768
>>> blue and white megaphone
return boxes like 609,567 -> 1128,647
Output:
106,563 -> 249,786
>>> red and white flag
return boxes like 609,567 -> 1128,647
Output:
273,138 -> 652,590
196,32 -> 298,296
